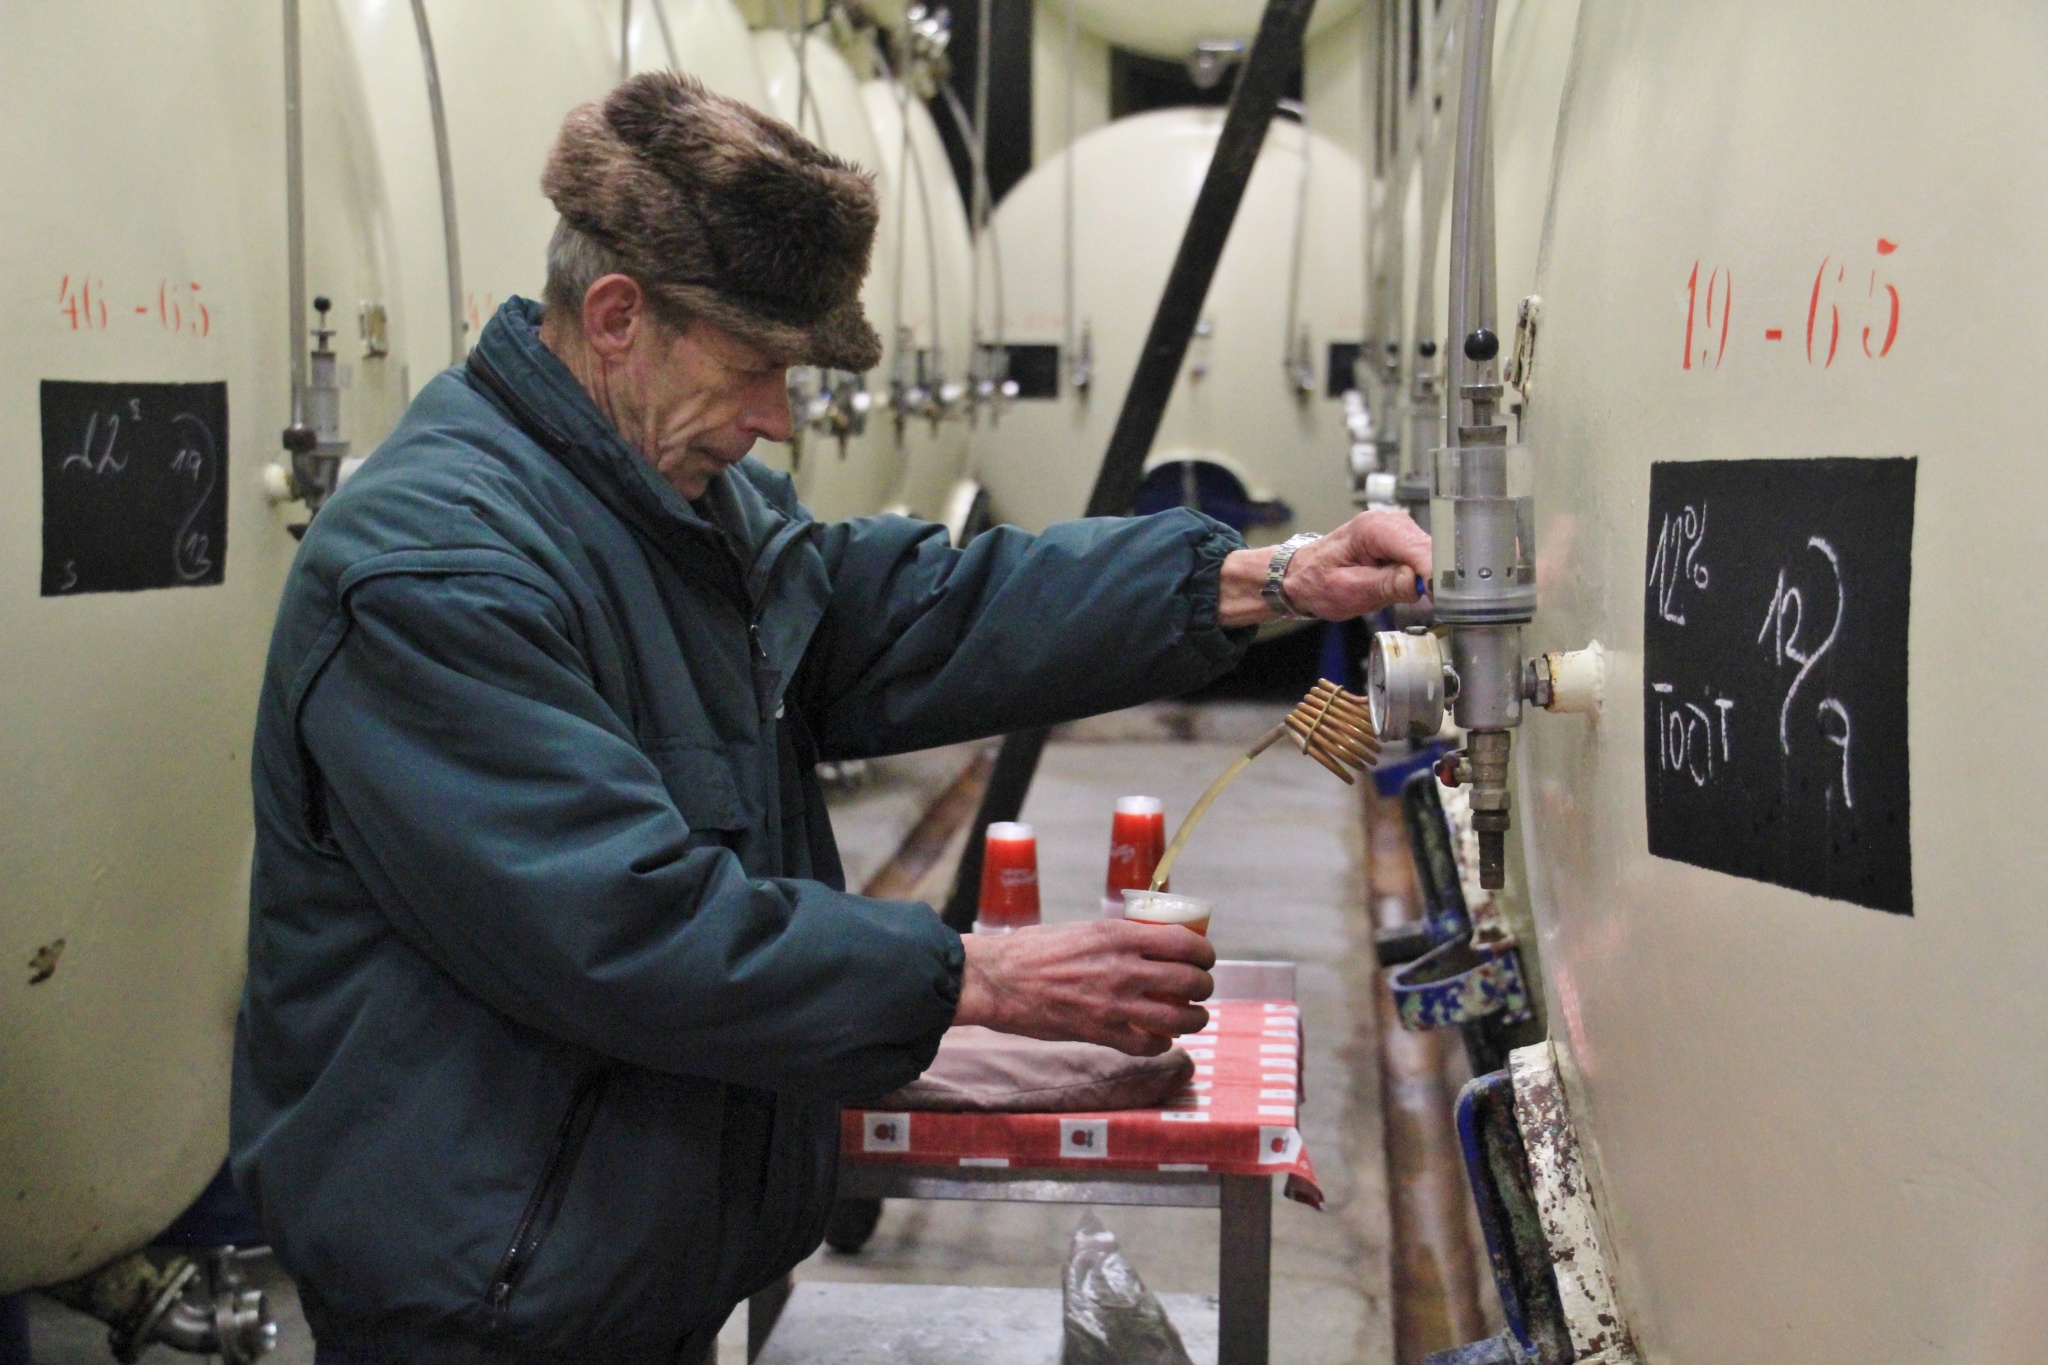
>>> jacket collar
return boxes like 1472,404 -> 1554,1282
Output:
465,297 -> 792,570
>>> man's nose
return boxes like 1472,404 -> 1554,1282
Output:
739,370 -> 794,444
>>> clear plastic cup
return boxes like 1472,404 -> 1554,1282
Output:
1120,888 -> 1212,938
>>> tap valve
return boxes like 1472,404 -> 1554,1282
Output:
277,295 -> 350,520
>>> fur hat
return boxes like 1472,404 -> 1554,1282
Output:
542,71 -> 882,372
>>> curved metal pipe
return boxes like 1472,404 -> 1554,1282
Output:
650,0 -> 680,69
409,0 -> 467,364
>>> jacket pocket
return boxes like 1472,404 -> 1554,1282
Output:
644,740 -> 748,837
486,1070 -> 610,1329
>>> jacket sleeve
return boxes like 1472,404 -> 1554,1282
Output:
795,508 -> 1256,759
296,566 -> 962,1099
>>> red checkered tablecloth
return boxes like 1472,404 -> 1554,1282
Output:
842,1000 -> 1323,1208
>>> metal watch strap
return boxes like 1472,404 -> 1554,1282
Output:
1262,532 -> 1321,620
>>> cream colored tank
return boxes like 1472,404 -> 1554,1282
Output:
622,0 -> 769,107
339,0 -> 616,381
1065,0 -> 1361,62
0,4 -> 401,1290
971,108 -> 1363,536
749,33 -> 910,519
1518,2 -> 2048,1358
858,80 -> 976,519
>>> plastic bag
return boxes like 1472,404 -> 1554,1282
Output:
1060,1212 -> 1194,1365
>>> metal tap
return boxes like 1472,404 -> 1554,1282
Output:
276,296 -> 350,522
1365,0 -> 1599,891
966,341 -> 1018,425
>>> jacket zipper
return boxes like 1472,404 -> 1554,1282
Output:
486,1071 -> 609,1325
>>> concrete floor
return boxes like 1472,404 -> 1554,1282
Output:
25,706 -> 1393,1365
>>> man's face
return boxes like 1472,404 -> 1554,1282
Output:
548,274 -> 794,501
613,315 -> 794,500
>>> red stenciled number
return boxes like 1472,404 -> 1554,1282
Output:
1807,258 -> 1843,367
1683,261 -> 1698,370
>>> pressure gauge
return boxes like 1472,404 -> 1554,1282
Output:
1367,628 -> 1450,742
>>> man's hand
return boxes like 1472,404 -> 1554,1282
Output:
954,920 -> 1217,1057
1219,509 -> 1433,626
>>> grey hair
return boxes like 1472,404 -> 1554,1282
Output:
542,218 -> 690,330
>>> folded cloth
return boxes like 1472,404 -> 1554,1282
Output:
864,1026 -> 1194,1112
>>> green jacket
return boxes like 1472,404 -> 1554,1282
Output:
231,298 -> 1252,1363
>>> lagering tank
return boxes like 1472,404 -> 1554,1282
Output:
1512,1 -> 2048,1358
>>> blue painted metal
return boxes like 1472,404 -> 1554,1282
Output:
1370,739 -> 1447,797
1388,931 -> 1536,1031
1422,1330 -> 1525,1365
1456,1074 -> 1538,1359
1453,1071 -> 1574,1365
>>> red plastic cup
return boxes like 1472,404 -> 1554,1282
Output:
976,821 -> 1041,931
1102,795 -> 1167,916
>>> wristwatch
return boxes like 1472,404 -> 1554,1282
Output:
1262,532 -> 1321,620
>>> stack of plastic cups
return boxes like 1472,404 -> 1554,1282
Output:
1102,795 -> 1167,917
975,821 -> 1041,933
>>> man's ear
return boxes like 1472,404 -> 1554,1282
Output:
581,274 -> 645,360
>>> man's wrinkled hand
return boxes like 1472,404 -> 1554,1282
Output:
953,920 -> 1217,1057
1284,510 -> 1434,619
1219,509 -> 1433,626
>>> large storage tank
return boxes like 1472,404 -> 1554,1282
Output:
1064,0 -> 1362,61
1515,2 -> 2048,1357
0,4 -> 402,1289
623,0 -> 771,108
749,30 -> 914,520
338,0 -> 616,382
858,78 -> 977,520
971,108 -> 1364,535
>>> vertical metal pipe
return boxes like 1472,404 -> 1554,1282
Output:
410,0 -> 466,365
969,0 -> 993,355
1061,0 -> 1078,372
619,0 -> 633,82
283,0 -> 308,415
1446,0 -> 1501,425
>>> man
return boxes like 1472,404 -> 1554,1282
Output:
232,73 -> 1430,1364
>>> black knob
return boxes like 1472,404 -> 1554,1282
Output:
281,422 -> 317,455
313,296 -> 331,315
1417,339 -> 1438,359
1464,328 -> 1499,362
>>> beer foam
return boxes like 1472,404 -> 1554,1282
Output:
1120,889 -> 1211,926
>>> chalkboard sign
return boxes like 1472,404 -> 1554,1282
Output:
1642,457 -> 1915,914
41,380 -> 228,595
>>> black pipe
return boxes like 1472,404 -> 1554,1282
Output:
941,0 -> 1319,931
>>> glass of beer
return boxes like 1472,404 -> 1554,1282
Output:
1120,888 -> 1212,938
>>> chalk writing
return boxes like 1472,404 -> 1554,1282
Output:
41,381 -> 228,595
1647,502 -> 1709,625
1642,458 -> 1914,913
